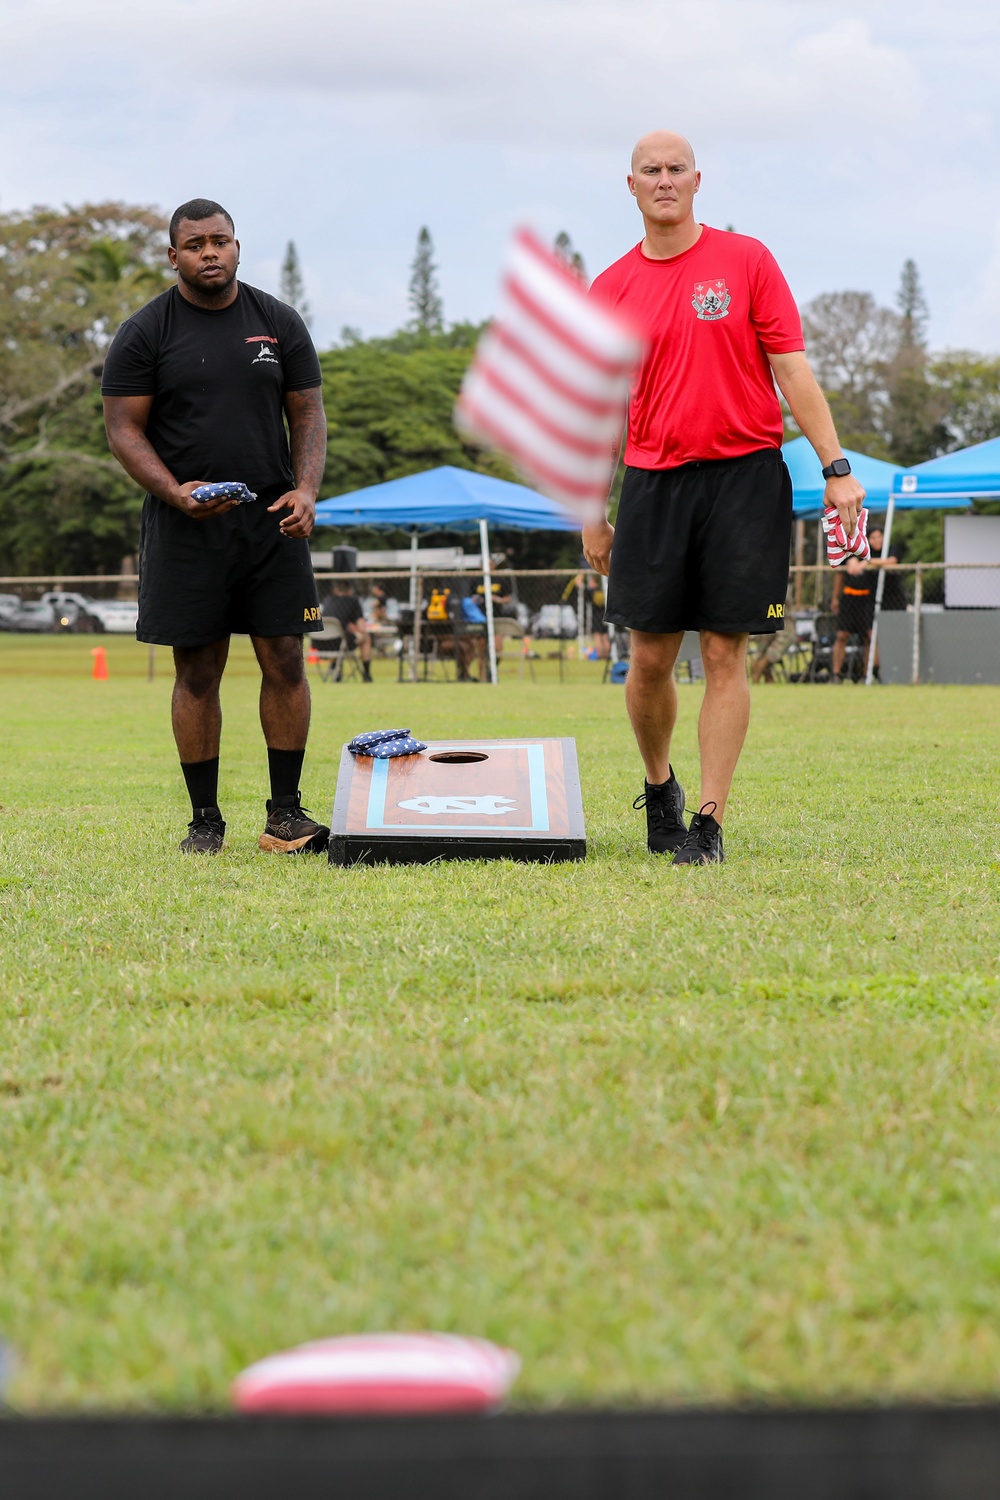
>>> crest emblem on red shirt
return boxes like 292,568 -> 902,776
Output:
692,279 -> 731,321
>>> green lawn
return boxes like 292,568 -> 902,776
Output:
1,632 -> 999,1410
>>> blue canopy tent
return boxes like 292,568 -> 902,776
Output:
314,466 -> 579,683
858,443 -> 985,682
783,438 -> 976,681
890,434 -> 1000,504
314,465 -> 579,534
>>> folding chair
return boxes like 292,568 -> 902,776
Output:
311,618 -> 364,682
491,616 -> 535,681
804,613 -> 838,682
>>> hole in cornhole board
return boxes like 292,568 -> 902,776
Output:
428,751 -> 489,763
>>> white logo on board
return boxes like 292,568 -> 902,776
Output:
397,795 -> 517,816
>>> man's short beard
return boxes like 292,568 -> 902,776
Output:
179,265 -> 238,300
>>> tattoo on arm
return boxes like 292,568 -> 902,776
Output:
284,386 -> 327,499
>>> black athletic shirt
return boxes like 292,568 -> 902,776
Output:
319,592 -> 364,630
101,283 -> 321,503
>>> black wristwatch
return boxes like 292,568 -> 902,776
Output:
822,457 -> 852,479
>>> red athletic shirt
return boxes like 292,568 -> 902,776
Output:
589,225 -> 804,470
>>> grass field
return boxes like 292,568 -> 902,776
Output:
1,632 -> 1000,1411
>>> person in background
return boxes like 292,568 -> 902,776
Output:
366,582 -> 389,625
566,569 -> 611,659
319,579 -> 373,681
750,629 -> 794,684
475,578 -> 518,619
872,527 -> 907,610
830,525 -> 901,681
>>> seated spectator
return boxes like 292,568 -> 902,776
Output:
751,630 -> 794,684
318,579 -> 373,682
470,577 -> 520,674
474,578 -> 518,619
365,583 -> 389,625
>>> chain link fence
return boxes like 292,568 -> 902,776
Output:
3,563 -> 999,686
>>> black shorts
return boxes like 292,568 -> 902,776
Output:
605,449 -> 793,636
137,494 -> 320,648
837,592 -> 875,635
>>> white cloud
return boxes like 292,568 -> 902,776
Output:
3,0 -> 922,150
1,0 -> 1000,349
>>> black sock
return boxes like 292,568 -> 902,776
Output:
181,757 -> 219,811
268,747 -> 305,802
647,766 -> 675,789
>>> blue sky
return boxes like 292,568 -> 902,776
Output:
3,0 -> 999,354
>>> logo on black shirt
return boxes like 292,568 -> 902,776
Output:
692,280 -> 731,321
247,334 -> 280,365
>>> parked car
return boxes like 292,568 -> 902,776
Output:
0,594 -> 22,627
531,603 -> 578,638
4,600 -> 57,632
40,592 -> 138,633
91,600 -> 139,633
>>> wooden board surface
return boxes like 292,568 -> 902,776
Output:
329,738 -> 585,866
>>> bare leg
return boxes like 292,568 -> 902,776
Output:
252,635 -> 310,750
625,630 -> 684,784
832,630 -> 849,678
697,631 -> 750,822
172,639 -> 230,761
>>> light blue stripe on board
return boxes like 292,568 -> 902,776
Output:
365,757 -> 389,829
526,744 -> 549,831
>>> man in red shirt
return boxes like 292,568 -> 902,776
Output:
584,130 -> 865,864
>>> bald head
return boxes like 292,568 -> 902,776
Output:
626,130 -> 702,252
631,130 -> 696,174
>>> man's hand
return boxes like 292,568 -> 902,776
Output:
171,480 -> 240,520
268,488 -> 316,538
582,519 -> 614,576
824,472 -> 867,535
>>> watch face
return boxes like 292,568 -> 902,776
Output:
826,459 -> 851,478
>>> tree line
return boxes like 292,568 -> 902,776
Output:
2,203 -> 998,575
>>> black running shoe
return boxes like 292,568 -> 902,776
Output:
672,802 -> 725,865
258,793 -> 329,854
180,806 -> 226,855
633,769 -> 687,854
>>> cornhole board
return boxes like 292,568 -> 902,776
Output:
329,738 -> 585,866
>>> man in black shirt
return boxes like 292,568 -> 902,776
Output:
318,580 -> 373,681
102,198 -> 329,854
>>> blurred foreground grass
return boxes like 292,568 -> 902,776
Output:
1,633 -> 999,1409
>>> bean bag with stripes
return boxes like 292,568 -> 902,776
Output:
233,1332 -> 520,1415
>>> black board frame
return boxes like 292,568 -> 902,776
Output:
2,1406 -> 999,1499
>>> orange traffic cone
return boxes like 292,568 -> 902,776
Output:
90,646 -> 108,680
307,645 -> 319,666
